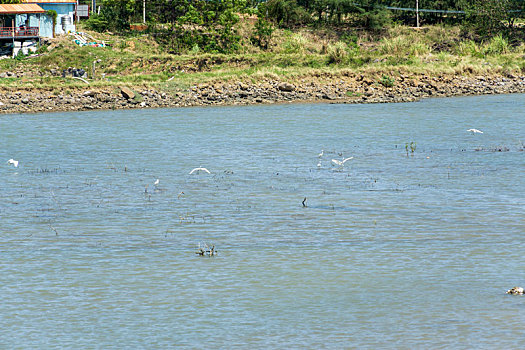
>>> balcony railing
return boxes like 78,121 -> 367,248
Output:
0,27 -> 39,38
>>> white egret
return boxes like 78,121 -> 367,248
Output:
7,159 -> 18,167
317,161 -> 321,168
154,179 -> 160,186
467,128 -> 483,134
331,157 -> 353,167
189,167 -> 210,174
318,150 -> 324,158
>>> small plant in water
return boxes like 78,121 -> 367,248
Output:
405,142 -> 416,156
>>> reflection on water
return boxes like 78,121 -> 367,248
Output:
1,94 -> 524,348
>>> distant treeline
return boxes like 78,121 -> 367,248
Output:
82,0 -> 525,53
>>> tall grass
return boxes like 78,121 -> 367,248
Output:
327,42 -> 349,63
379,35 -> 431,57
455,35 -> 510,58
483,34 -> 509,55
456,40 -> 482,57
409,42 -> 432,56
280,32 -> 309,54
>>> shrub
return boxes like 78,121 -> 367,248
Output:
98,0 -> 134,31
483,34 -> 509,55
456,40 -> 483,57
282,32 -> 309,54
409,42 -> 431,56
379,75 -> 395,87
327,41 -> 348,63
379,36 -> 410,55
363,9 -> 392,30
252,17 -> 275,50
84,14 -> 110,32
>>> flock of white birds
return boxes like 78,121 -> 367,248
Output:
6,157 -> 212,191
5,128 -> 483,177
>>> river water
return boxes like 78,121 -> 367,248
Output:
1,94 -> 524,348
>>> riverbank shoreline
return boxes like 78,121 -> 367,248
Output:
2,73 -> 525,114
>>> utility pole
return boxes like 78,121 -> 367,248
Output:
416,0 -> 420,28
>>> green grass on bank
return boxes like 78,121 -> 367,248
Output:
2,23 -> 525,92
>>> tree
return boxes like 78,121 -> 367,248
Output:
150,0 -> 247,54
46,10 -> 57,37
266,0 -> 309,27
251,3 -> 274,49
464,0 -> 521,35
99,0 -> 134,31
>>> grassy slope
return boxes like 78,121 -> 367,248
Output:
1,22 -> 525,93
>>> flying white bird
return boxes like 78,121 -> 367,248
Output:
331,157 -> 353,167
467,128 -> 483,134
189,167 -> 211,174
7,159 -> 18,167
